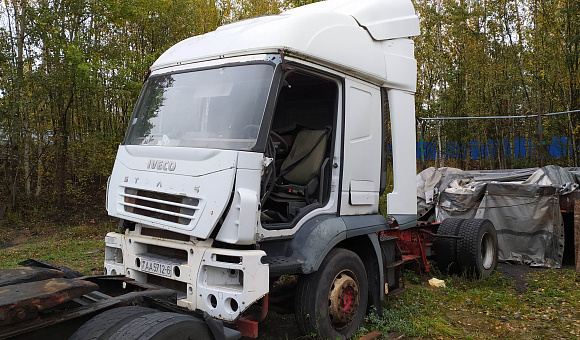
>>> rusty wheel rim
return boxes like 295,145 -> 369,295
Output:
328,270 -> 360,330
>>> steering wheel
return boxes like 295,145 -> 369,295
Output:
269,131 -> 288,154
261,131 -> 288,206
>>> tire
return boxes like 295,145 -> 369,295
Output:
295,248 -> 368,340
108,312 -> 215,340
69,306 -> 157,340
433,218 -> 465,275
456,219 -> 498,278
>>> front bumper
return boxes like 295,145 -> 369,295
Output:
104,226 -> 269,321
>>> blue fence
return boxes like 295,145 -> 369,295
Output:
386,137 -> 577,160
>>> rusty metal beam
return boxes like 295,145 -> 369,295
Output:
560,192 -> 580,213
357,330 -> 383,340
0,278 -> 98,327
0,284 -> 176,339
0,267 -> 64,287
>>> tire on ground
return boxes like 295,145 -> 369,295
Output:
108,312 -> 215,340
456,219 -> 498,278
294,248 -> 368,340
433,218 -> 465,275
69,306 -> 158,340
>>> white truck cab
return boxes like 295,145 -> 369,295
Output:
104,0 -> 422,338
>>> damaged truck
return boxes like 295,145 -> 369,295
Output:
0,0 -> 499,339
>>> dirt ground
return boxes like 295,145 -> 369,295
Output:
495,262 -> 544,294
254,311 -> 305,340
0,228 -> 31,249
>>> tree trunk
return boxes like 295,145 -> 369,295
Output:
55,92 -> 73,212
35,142 -> 42,197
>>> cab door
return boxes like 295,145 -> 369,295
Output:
340,77 -> 382,215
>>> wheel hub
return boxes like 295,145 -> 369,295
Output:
481,232 -> 494,270
328,271 -> 359,327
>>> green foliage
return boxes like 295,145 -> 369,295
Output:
415,0 -> 580,169
0,0 -> 284,217
1,0 -> 579,218
405,269 -> 421,284
283,0 -> 323,9
359,270 -> 580,339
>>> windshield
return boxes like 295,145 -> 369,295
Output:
125,64 -> 274,150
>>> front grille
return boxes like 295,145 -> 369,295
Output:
121,187 -> 199,225
141,227 -> 190,242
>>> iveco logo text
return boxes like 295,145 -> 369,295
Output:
147,160 -> 176,171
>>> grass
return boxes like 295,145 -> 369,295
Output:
357,269 -> 580,339
0,219 -> 115,275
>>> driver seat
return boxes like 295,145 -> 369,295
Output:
272,128 -> 331,204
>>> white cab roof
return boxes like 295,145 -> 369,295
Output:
152,0 -> 420,89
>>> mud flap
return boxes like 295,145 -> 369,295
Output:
203,312 -> 241,340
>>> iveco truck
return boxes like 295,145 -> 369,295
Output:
97,0 -> 499,338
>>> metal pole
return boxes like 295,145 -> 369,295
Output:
420,120 -> 425,168
537,114 -> 545,167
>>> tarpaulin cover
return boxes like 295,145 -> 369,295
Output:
417,165 -> 577,268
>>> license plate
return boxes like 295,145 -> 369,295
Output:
140,258 -> 174,277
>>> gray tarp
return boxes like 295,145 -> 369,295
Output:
417,165 -> 577,268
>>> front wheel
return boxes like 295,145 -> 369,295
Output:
295,248 -> 368,339
108,312 -> 215,340
69,306 -> 157,340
